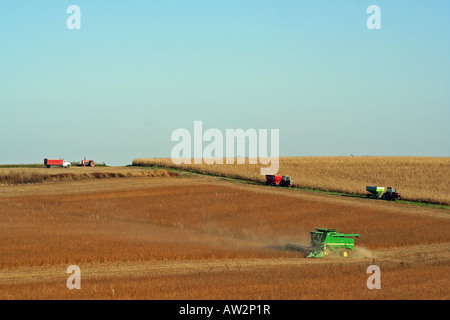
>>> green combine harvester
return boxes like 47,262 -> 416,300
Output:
286,228 -> 360,258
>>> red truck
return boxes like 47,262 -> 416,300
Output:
44,158 -> 71,168
265,175 -> 293,187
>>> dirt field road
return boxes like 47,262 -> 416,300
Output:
1,240 -> 448,284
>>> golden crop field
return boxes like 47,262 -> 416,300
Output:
133,157 -> 450,205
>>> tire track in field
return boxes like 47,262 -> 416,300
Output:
0,258 -> 328,284
1,243 -> 448,285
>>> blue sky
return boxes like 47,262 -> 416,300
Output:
0,0 -> 449,166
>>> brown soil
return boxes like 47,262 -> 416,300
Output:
0,175 -> 448,299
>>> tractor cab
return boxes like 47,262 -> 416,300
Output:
383,187 -> 401,201
281,175 -> 293,187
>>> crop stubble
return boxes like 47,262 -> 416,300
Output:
0,175 -> 449,299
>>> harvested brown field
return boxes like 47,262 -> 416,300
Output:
133,156 -> 450,205
0,166 -> 177,186
0,174 -> 449,300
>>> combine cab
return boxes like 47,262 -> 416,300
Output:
286,228 -> 360,258
265,175 -> 293,187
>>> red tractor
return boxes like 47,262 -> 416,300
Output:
80,159 -> 95,167
265,175 -> 293,187
381,187 -> 402,201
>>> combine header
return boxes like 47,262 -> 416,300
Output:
286,228 -> 360,258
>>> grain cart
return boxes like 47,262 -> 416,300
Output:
286,228 -> 360,258
366,186 -> 401,201
366,186 -> 385,199
265,175 -> 293,187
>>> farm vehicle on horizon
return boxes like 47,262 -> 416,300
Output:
44,158 -> 71,168
80,159 -> 95,167
44,158 -> 95,168
366,186 -> 402,201
264,175 -> 293,187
